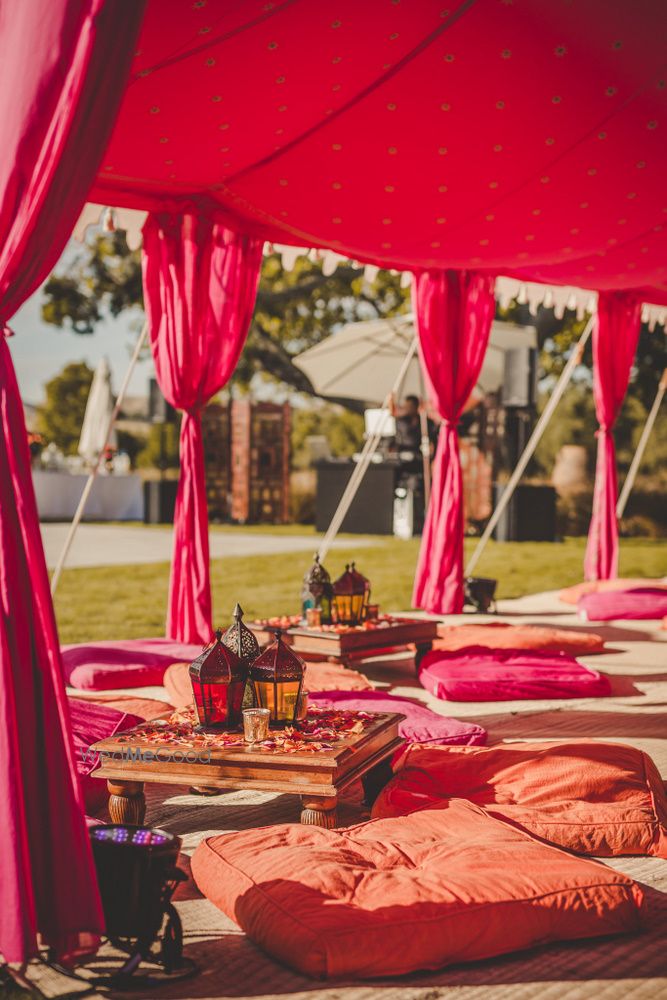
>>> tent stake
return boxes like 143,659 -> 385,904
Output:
317,337 -> 418,563
50,322 -> 149,596
616,367 -> 667,519
465,315 -> 594,578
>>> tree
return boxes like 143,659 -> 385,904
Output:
291,405 -> 364,468
38,361 -> 94,454
42,232 -> 410,411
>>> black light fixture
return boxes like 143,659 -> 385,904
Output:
464,576 -> 498,613
47,825 -> 196,989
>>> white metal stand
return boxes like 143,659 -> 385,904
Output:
616,367 -> 667,519
50,322 -> 150,596
465,315 -> 594,578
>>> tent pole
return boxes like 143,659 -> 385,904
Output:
616,367 -> 667,519
50,321 -> 149,596
317,337 -> 418,563
465,315 -> 594,578
417,362 -> 431,508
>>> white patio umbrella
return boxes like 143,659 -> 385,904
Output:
293,314 -> 537,406
78,357 -> 117,464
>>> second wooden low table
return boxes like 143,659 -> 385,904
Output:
91,709 -> 404,830
251,615 -> 438,674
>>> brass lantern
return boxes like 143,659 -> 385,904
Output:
222,603 -> 260,662
222,603 -> 260,709
189,629 -> 247,731
332,562 -> 371,625
301,554 -> 334,624
248,629 -> 305,727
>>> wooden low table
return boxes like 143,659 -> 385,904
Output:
251,616 -> 438,675
91,710 -> 404,830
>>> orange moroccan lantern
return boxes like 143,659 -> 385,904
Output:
248,629 -> 305,727
333,562 -> 370,625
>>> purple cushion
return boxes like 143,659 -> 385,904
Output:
309,690 -> 487,747
62,637 -> 203,690
418,647 -> 611,702
578,588 -> 667,622
68,697 -> 143,813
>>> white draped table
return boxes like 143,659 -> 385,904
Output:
33,470 -> 144,521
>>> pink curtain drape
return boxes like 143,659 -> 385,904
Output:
584,292 -> 642,581
0,0 -> 145,964
142,213 -> 263,644
412,270 -> 496,614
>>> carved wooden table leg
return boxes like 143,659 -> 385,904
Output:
107,780 -> 146,824
361,758 -> 394,807
300,794 -> 338,828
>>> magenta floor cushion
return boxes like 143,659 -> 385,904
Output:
309,690 -> 487,747
578,588 -> 667,622
418,647 -> 611,702
62,637 -> 203,690
68,697 -> 143,814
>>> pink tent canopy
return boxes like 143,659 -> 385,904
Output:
0,0 -> 664,967
90,0 -> 667,301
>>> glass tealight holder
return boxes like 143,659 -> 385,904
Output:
296,690 -> 309,722
243,708 -> 270,746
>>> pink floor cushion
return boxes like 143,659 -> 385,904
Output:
418,647 -> 611,701
68,697 -> 143,814
436,622 -> 605,655
309,690 -> 486,748
62,637 -> 204,690
578,588 -> 667,622
191,798 -> 644,980
559,578 -> 667,605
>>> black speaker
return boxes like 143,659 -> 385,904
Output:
501,348 -> 538,408
144,480 -> 179,524
148,378 -> 177,424
315,462 -> 398,534
492,483 -> 556,542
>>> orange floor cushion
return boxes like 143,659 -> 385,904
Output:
372,741 -> 667,858
164,658 -> 372,709
435,622 -> 605,655
69,693 -> 173,720
192,798 -> 644,980
559,579 -> 667,605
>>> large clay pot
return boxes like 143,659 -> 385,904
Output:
552,445 -> 588,495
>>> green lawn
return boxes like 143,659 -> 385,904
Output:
54,533 -> 667,644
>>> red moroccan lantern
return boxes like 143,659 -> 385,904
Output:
189,628 -> 247,731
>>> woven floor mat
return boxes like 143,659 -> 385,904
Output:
31,596 -> 667,999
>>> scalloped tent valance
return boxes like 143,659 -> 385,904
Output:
88,0 -> 667,303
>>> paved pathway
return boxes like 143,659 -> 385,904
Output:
40,522 -> 377,569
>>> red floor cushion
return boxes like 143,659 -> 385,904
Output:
164,657 -> 373,709
62,638 -> 203,690
436,622 -> 605,655
309,690 -> 486,749
578,588 -> 667,622
192,798 -> 644,980
560,578 -> 667,605
372,741 -> 667,858
68,698 -> 143,814
418,647 -> 611,701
